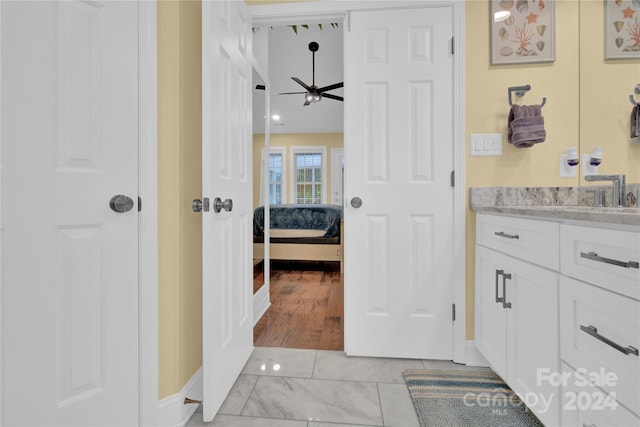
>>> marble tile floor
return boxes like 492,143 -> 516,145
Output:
186,347 -> 491,427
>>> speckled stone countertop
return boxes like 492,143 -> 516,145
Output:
470,186 -> 640,226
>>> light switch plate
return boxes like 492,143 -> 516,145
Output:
470,134 -> 503,156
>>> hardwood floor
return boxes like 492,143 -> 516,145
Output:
253,261 -> 344,351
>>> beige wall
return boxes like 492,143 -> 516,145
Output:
158,0 -> 203,399
253,133 -> 344,208
158,0 -> 640,398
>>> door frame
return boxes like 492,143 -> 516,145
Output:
0,1 -> 158,425
249,0 -> 467,364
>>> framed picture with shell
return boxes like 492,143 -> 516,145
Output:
604,0 -> 640,60
490,0 -> 556,65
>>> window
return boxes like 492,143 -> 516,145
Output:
268,152 -> 283,204
291,147 -> 326,204
260,147 -> 286,205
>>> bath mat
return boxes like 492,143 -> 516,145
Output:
402,369 -> 544,427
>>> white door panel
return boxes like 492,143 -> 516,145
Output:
345,7 -> 454,359
1,1 -> 138,425
202,0 -> 253,422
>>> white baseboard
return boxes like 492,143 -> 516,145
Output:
465,340 -> 490,367
156,367 -> 202,427
253,284 -> 271,326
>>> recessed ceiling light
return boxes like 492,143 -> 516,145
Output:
272,114 -> 280,121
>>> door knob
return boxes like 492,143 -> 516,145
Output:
109,195 -> 135,213
350,197 -> 362,208
192,198 -> 210,212
213,198 -> 233,213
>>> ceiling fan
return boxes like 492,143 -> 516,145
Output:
278,41 -> 343,106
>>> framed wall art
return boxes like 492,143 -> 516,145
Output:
490,0 -> 556,65
604,0 -> 640,60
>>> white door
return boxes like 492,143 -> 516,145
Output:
1,1 -> 139,426
344,7 -> 454,359
201,0 -> 254,422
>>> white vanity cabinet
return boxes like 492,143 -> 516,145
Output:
559,224 -> 640,425
475,211 -> 640,427
475,214 -> 561,426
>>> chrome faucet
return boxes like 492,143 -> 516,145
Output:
584,174 -> 626,207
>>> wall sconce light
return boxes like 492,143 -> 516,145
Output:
560,147 -> 579,177
588,146 -> 603,166
566,147 -> 579,166
582,146 -> 604,176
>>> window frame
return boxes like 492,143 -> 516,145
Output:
290,146 -> 327,205
260,146 -> 286,205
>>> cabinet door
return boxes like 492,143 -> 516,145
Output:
506,258 -> 559,426
475,245 -> 507,379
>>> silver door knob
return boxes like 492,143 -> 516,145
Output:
109,195 -> 134,213
192,198 -> 210,212
213,198 -> 233,213
350,197 -> 362,208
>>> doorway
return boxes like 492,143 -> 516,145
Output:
251,21 -> 345,351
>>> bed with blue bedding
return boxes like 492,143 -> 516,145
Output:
253,204 -> 343,266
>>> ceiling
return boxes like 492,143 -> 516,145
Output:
252,23 -> 344,134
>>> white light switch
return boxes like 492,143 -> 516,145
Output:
470,134 -> 503,156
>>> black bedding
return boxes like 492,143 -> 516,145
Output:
253,204 -> 343,241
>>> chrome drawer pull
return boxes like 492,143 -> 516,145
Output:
580,251 -> 639,269
495,269 -> 504,304
494,231 -> 519,240
580,325 -> 639,356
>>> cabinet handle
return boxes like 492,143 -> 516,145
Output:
580,251 -> 639,269
494,231 -> 519,240
580,325 -> 639,356
502,272 -> 512,309
495,269 -> 504,304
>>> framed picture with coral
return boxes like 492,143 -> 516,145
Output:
490,0 -> 556,65
604,0 -> 640,60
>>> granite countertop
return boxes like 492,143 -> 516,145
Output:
470,186 -> 640,226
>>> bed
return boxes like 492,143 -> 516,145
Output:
253,204 -> 343,270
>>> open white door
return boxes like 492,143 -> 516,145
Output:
344,6 -> 455,359
1,1 -> 139,425
201,0 -> 254,422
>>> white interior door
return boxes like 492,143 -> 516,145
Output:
0,1 -> 139,425
344,6 -> 454,359
201,0 -> 254,422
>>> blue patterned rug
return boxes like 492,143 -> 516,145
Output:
403,369 -> 544,427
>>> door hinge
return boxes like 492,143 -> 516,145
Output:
452,303 -> 456,321
450,170 -> 455,187
138,196 -> 142,212
347,11 -> 351,32
450,37 -> 455,55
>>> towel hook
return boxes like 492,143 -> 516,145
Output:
508,84 -> 546,108
629,83 -> 640,106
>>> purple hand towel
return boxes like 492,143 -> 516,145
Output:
508,104 -> 546,148
631,104 -> 639,144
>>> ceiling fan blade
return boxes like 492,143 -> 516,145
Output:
292,77 -> 313,92
277,91 -> 307,95
317,82 -> 343,93
321,93 -> 344,102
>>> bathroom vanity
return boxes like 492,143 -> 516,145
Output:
471,187 -> 640,427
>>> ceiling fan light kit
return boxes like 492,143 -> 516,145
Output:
278,41 -> 344,107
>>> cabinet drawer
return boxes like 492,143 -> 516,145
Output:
560,276 -> 640,416
560,224 -> 640,300
476,214 -> 559,270
561,362 -> 640,427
